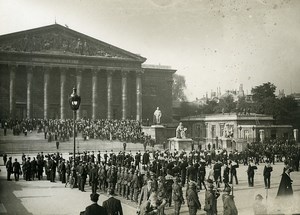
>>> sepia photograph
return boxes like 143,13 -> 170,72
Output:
0,0 -> 299,214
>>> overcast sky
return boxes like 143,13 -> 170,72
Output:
0,0 -> 299,100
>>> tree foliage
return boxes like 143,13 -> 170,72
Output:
172,74 -> 187,102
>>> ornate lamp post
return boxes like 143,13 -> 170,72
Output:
252,126 -> 255,143
69,88 -> 81,163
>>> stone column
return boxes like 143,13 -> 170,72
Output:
121,70 -> 128,120
9,65 -> 16,118
76,69 -> 82,120
60,69 -> 66,120
43,67 -> 50,119
92,69 -> 98,120
259,129 -> 265,143
294,129 -> 299,142
26,66 -> 33,119
107,70 -> 113,120
136,70 -> 143,121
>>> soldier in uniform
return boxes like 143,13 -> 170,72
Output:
204,181 -> 220,215
172,176 -> 185,215
90,163 -> 99,193
119,167 -> 124,196
198,159 -> 207,190
122,167 -> 128,197
132,169 -> 140,202
80,162 -> 88,192
126,168 -> 133,200
116,167 -> 122,195
186,180 -> 201,215
165,173 -> 174,207
222,186 -> 238,215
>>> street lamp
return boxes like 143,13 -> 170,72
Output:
69,88 -> 81,163
252,126 -> 255,143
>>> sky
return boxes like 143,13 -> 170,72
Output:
0,0 -> 299,100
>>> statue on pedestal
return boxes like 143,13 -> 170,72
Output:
153,107 -> 162,125
176,122 -> 187,139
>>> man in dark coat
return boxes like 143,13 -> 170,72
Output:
277,167 -> 293,197
83,193 -> 108,215
102,189 -> 123,215
13,158 -> 21,181
6,157 -> 13,181
263,160 -> 273,189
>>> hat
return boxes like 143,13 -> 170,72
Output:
90,193 -> 99,202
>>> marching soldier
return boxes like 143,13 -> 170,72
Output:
126,168 -> 133,200
199,159 -> 207,190
116,167 -> 122,195
186,180 -> 201,215
90,163 -> 99,193
132,169 -> 139,202
204,182 -> 220,215
172,176 -> 185,215
222,186 -> 238,215
122,167 -> 128,197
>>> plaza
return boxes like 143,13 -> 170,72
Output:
0,130 -> 300,215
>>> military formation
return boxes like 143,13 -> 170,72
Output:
3,122 -> 300,215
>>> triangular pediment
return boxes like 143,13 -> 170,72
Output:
0,24 -> 146,62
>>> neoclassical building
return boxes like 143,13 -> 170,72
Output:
0,24 -> 175,122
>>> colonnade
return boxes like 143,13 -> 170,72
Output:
8,65 -> 143,121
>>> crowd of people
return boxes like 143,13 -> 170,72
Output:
1,118 -> 153,145
2,118 -> 300,214
4,141 -> 299,215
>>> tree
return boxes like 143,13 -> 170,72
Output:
172,74 -> 187,101
251,82 -> 276,114
215,95 -> 236,113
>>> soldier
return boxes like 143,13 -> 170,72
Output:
186,180 -> 201,215
198,159 -> 207,190
213,160 -> 222,188
116,167 -> 122,195
157,176 -> 166,214
126,168 -> 133,200
122,167 -> 128,197
80,162 -> 88,192
172,176 -> 185,215
118,167 -> 124,195
132,169 -> 140,202
204,182 -> 220,215
90,163 -> 99,194
222,186 -> 238,215
165,173 -> 174,207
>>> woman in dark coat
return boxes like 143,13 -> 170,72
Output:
276,167 -> 293,197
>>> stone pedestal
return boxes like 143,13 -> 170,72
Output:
168,137 -> 193,152
142,125 -> 165,144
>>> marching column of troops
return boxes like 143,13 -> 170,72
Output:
4,142 -> 300,215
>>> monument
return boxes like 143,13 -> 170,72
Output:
142,107 -> 165,144
168,122 -> 193,151
153,107 -> 162,125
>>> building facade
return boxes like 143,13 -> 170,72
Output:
0,24 -> 175,122
181,113 -> 294,151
